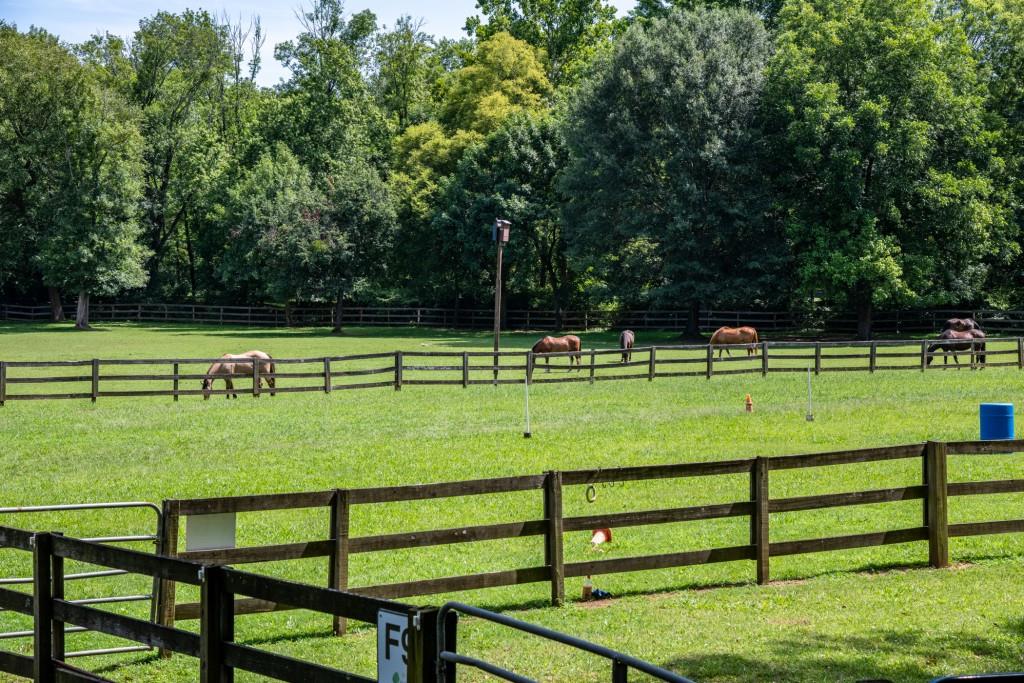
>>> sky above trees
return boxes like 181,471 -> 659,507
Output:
2,0 -> 638,86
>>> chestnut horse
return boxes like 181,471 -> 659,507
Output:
619,330 -> 635,363
709,326 -> 759,358
927,329 -> 986,367
531,335 -> 582,372
202,350 -> 276,399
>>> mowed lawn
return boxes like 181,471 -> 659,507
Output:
1,322 -> 1023,682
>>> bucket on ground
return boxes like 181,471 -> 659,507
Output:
980,403 -> 1014,440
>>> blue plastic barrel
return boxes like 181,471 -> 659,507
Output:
980,403 -> 1014,440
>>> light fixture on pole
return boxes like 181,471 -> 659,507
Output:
492,219 -> 511,383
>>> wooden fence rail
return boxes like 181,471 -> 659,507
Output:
156,439 -> 1024,635
12,302 -> 1024,333
0,526 -> 439,683
1,337 -> 1017,405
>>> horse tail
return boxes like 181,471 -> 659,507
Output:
531,339 -> 543,353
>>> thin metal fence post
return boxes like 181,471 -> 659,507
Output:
51,533 -> 65,663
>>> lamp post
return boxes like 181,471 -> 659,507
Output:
493,219 -> 511,382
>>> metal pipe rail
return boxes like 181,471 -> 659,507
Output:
436,601 -> 695,683
0,501 -> 162,660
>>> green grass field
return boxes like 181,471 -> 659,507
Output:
0,322 -> 1023,682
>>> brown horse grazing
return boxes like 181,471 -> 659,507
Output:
202,350 -> 276,399
927,329 -> 986,367
943,318 -> 979,333
709,326 -> 759,358
619,330 -> 635,363
531,335 -> 582,372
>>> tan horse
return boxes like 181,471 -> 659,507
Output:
709,326 -> 759,358
202,350 -> 276,399
531,335 -> 582,372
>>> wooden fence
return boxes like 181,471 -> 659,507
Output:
12,301 -> 1024,334
155,439 -> 1024,634
0,526 -> 440,683
0,338 -> 1018,404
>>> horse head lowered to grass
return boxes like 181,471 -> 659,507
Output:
202,350 -> 276,399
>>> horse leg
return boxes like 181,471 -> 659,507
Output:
227,377 -> 236,398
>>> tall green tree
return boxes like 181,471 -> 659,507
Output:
439,32 -> 552,134
0,26 -> 148,329
631,0 -> 783,25
272,0 -> 387,178
127,11 -> 234,298
941,0 -> 1024,305
372,16 -> 439,130
433,114 -> 575,319
562,8 -> 782,329
765,0 -> 1013,337
465,0 -> 619,85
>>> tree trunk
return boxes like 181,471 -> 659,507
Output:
333,293 -> 344,334
855,290 -> 873,340
284,301 -> 293,327
685,300 -> 700,337
48,287 -> 65,322
75,291 -> 90,330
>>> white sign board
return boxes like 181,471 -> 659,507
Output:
377,609 -> 409,683
185,513 -> 237,552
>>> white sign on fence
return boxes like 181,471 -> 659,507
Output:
185,513 -> 236,552
377,609 -> 409,683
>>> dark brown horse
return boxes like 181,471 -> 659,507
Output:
709,326 -> 759,358
619,330 -> 635,363
943,318 -> 979,333
531,335 -> 582,372
927,329 -> 986,367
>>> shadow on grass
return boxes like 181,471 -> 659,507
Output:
663,621 -> 1024,683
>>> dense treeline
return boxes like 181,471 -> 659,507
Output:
1,0 -> 1022,337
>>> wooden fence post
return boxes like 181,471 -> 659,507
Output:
544,471 -> 565,607
199,565 -> 234,683
920,340 -> 928,372
814,343 -> 822,375
0,361 -> 6,407
323,358 -> 332,394
407,606 -> 441,683
463,352 -> 470,388
329,490 -> 350,636
32,532 -> 55,683
761,342 -> 768,376
173,362 -> 180,402
51,533 -> 65,664
751,458 -> 770,585
157,500 -> 179,658
869,343 -> 877,373
648,347 -> 656,381
925,441 -> 949,569
1018,337 -> 1023,370
706,345 -> 714,380
395,351 -> 403,391
91,359 -> 99,403
252,359 -> 260,398
590,349 -> 596,384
